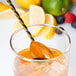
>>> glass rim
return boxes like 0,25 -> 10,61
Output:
10,24 -> 71,62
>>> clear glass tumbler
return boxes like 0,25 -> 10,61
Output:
10,24 -> 71,76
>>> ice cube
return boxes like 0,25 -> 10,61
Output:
46,61 -> 68,76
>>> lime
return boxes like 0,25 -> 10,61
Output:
42,0 -> 69,16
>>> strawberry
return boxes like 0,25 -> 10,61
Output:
64,12 -> 76,23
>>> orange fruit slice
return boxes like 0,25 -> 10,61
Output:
50,48 -> 66,64
18,48 -> 32,59
30,41 -> 54,58
30,41 -> 45,58
18,47 -> 66,65
49,48 -> 62,58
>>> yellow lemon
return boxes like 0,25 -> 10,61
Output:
29,5 -> 45,37
14,12 -> 45,37
14,12 -> 29,31
44,14 -> 57,39
0,2 -> 10,12
45,14 -> 57,26
14,0 -> 41,9
14,5 -> 45,37
0,8 -> 26,19
44,27 -> 55,39
29,5 -> 45,25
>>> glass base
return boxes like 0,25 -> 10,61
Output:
14,72 -> 19,76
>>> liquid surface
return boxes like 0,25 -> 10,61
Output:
14,48 -> 68,76
18,48 -> 62,59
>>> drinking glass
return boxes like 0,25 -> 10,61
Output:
10,24 -> 71,76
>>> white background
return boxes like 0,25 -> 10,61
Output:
0,0 -> 76,76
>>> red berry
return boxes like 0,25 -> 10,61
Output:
64,12 -> 76,23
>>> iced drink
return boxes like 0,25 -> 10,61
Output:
10,25 -> 71,76
14,48 -> 68,76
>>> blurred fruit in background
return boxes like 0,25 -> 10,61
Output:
14,5 -> 45,37
0,2 -> 10,12
64,12 -> 76,23
14,0 -> 41,9
0,8 -> 26,19
71,0 -> 76,4
14,12 -> 29,31
0,2 -> 26,19
14,5 -> 57,39
45,14 -> 57,26
71,21 -> 76,29
0,0 -> 75,38
44,14 -> 57,39
56,16 -> 65,24
42,0 -> 69,16
29,5 -> 45,25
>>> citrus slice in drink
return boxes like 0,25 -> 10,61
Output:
0,8 -> 26,19
18,48 -> 32,59
50,48 -> 62,58
18,47 -> 65,63
30,41 -> 54,58
50,48 -> 66,64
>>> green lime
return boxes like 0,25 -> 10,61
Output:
42,0 -> 69,16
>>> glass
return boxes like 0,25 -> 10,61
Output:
10,24 -> 71,76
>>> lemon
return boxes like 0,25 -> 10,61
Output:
44,27 -> 55,39
29,5 -> 45,37
14,5 -> 45,37
0,2 -> 10,12
44,14 -> 57,39
14,12 -> 29,31
29,5 -> 45,25
14,0 -> 41,9
45,14 -> 57,26
28,25 -> 45,37
0,8 -> 26,19
14,12 -> 45,37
